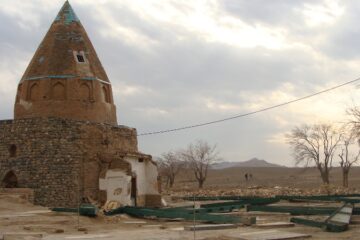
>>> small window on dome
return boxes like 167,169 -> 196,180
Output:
77,54 -> 85,62
74,51 -> 86,63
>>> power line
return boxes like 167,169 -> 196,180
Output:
137,77 -> 360,136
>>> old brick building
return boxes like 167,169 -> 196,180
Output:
0,1 -> 161,207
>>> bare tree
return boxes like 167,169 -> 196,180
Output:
286,124 -> 341,185
182,140 -> 220,188
347,106 -> 360,124
157,151 -> 184,188
338,130 -> 360,188
347,106 -> 360,139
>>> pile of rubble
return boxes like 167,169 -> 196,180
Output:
164,185 -> 359,199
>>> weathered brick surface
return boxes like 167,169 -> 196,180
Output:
0,2 -> 161,208
0,117 -> 139,207
14,1 -> 117,125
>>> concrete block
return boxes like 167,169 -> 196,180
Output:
123,221 -> 147,224
225,230 -> 311,240
255,222 -> 295,229
185,224 -> 238,231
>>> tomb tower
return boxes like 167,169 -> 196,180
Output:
14,0 -> 117,125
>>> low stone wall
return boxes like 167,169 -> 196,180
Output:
0,188 -> 34,203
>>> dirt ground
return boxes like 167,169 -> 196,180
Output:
1,167 -> 360,239
1,192 -> 360,239
173,166 -> 360,191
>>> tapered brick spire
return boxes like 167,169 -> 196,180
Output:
15,1 -> 117,125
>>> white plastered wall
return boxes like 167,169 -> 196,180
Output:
124,156 -> 159,196
99,157 -> 159,206
99,170 -> 131,206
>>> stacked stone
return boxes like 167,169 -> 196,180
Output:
0,117 -> 138,207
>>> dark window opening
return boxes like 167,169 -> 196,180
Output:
131,176 -> 137,206
77,54 -> 85,63
9,145 -> 17,157
138,158 -> 144,163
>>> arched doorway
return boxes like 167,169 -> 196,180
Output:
1,171 -> 18,188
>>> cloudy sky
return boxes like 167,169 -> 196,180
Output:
1,0 -> 360,166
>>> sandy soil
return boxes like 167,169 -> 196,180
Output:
0,193 -> 360,240
1,167 -> 360,239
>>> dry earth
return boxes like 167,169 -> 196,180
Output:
173,166 -> 360,190
1,167 -> 360,240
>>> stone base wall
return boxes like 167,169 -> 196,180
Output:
0,188 -> 34,203
0,117 -> 141,207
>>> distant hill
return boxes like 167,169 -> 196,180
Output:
211,158 -> 285,169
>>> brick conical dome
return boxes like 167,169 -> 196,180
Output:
14,1 -> 117,125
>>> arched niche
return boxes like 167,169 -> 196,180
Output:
1,170 -> 18,188
9,144 -> 17,157
102,86 -> 110,103
52,82 -> 66,100
29,83 -> 40,101
79,83 -> 91,101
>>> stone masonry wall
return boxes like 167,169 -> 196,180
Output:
0,118 -> 82,207
0,117 -> 138,207
77,122 -> 139,203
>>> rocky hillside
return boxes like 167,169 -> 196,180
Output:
211,158 -> 285,169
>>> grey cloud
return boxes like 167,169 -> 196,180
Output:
219,0 -> 315,26
318,2 -> 360,60
0,0 -> 356,166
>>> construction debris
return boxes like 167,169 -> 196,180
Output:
246,205 -> 360,215
51,203 -> 98,217
105,206 -> 256,225
278,194 -> 360,203
101,193 -> 359,234
291,203 -> 354,232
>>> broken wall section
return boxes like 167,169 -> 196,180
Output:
0,117 -> 161,208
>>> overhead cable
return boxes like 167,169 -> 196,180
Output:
138,77 -> 360,136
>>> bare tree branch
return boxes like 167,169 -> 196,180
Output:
181,140 -> 220,188
157,151 -> 184,188
286,123 -> 341,185
338,125 -> 360,187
